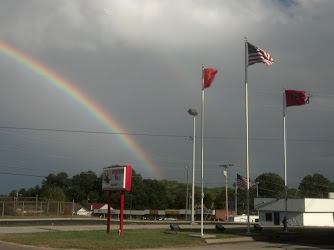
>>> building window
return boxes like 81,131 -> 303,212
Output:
265,213 -> 272,221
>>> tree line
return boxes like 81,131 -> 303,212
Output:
7,168 -> 334,214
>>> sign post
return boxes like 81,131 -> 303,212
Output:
107,190 -> 111,233
102,165 -> 132,235
120,190 -> 124,235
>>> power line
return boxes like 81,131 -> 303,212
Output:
0,172 -> 46,178
0,126 -> 187,138
0,165 -> 53,172
1,125 -> 334,143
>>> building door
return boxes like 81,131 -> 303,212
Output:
274,212 -> 280,225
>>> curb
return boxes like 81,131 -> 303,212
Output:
206,237 -> 254,244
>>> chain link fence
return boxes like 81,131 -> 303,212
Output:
0,199 -> 77,217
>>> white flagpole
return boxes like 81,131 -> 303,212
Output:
283,86 -> 288,231
245,37 -> 250,234
283,86 -> 287,186
235,181 -> 238,215
200,64 -> 205,236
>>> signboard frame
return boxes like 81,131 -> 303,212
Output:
103,165 -> 132,236
103,165 -> 132,191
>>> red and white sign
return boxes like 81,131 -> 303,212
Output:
102,165 -> 132,191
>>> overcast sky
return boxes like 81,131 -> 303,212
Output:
0,0 -> 333,195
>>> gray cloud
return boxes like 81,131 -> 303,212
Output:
0,0 -> 333,194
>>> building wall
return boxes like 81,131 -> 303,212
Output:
288,212 -> 303,226
215,209 -> 235,220
303,213 -> 334,226
259,211 -> 303,226
259,211 -> 274,226
255,198 -> 305,212
304,199 -> 334,212
232,215 -> 258,223
259,210 -> 334,227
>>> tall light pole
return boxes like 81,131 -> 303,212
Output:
188,108 -> 197,224
220,164 -> 233,221
185,166 -> 189,221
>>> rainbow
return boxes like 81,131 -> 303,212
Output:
0,40 -> 160,178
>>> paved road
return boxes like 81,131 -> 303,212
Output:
0,223 -> 246,234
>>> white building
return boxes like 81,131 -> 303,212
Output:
229,214 -> 259,223
254,198 -> 334,227
76,208 -> 92,216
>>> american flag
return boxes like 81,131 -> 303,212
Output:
248,42 -> 274,66
237,174 -> 253,188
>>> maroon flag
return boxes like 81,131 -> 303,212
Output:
285,90 -> 309,107
248,42 -> 274,66
203,68 -> 218,89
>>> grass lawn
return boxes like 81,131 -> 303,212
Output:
1,226 -> 333,249
0,228 -> 247,249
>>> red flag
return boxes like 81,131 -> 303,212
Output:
203,68 -> 218,89
285,90 -> 309,107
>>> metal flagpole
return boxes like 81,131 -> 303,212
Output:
283,86 -> 287,187
245,37 -> 250,234
200,64 -> 205,236
235,181 -> 237,215
283,86 -> 288,231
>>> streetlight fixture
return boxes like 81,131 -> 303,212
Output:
220,164 -> 234,221
188,108 -> 197,224
185,166 -> 189,221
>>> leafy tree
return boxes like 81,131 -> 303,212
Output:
204,192 -> 213,209
213,188 -> 235,210
42,172 -> 71,190
67,171 -> 98,204
299,174 -> 332,198
236,187 -> 246,215
71,171 -> 97,195
255,173 -> 284,198
142,179 -> 169,209
40,187 -> 67,201
287,188 -> 300,198
67,185 -> 87,202
26,185 -> 41,197
125,169 -> 147,209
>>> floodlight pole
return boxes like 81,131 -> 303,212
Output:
220,164 -> 233,221
188,108 -> 197,224
185,166 -> 189,221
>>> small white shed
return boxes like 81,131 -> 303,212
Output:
76,208 -> 92,216
254,198 -> 334,227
